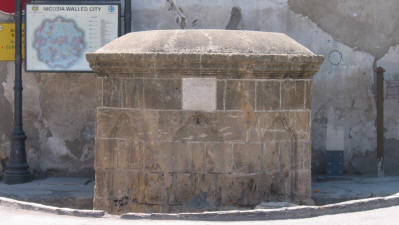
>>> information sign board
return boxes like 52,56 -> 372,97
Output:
0,23 -> 25,61
26,3 -> 120,72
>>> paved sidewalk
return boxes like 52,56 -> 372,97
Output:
312,176 -> 399,205
0,177 -> 94,209
0,176 -> 399,222
0,175 -> 399,212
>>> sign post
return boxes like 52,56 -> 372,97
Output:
124,0 -> 131,33
3,0 -> 32,185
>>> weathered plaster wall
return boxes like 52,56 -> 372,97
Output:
1,0 -> 399,176
1,11 -> 96,177
0,14 -> 15,174
132,0 -> 399,175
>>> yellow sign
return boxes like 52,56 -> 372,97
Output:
0,23 -> 25,61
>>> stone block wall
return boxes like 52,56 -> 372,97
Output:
88,30 -> 323,214
93,76 -> 313,213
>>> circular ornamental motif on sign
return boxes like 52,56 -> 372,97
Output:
33,16 -> 85,69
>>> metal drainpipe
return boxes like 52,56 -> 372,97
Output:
376,67 -> 385,177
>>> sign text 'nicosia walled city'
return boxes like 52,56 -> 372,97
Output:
42,6 -> 103,12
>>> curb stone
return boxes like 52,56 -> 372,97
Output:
0,197 -> 104,218
121,193 -> 399,221
2,193 -> 399,220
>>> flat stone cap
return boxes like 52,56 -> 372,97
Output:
95,29 -> 315,55
87,29 -> 324,78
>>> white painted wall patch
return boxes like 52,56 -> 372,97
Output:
182,78 -> 216,112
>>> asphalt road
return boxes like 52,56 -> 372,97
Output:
1,205 -> 399,225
